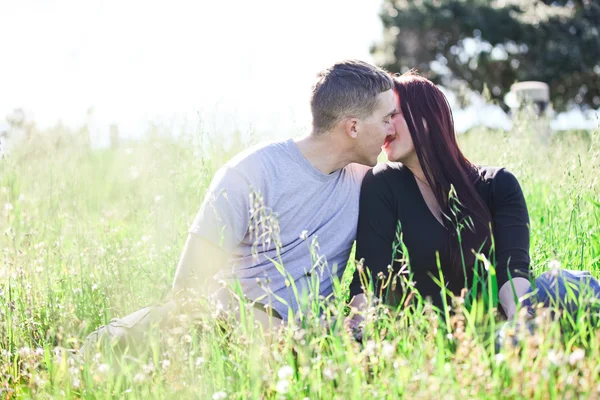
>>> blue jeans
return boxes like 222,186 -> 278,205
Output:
496,269 -> 600,351
525,269 -> 600,320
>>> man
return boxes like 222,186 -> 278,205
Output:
82,59 -> 396,352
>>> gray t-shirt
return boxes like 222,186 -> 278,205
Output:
189,139 -> 368,319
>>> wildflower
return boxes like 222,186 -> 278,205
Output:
364,340 -> 377,356
277,365 -> 294,380
143,363 -> 155,374
276,380 -> 290,394
33,375 -> 45,388
382,341 -> 395,358
133,373 -> 146,383
212,391 -> 227,400
18,347 -> 31,358
547,350 -> 563,366
195,357 -> 205,367
71,378 -> 81,388
4,203 -> 13,215
323,367 -> 336,380
494,353 -> 506,365
548,260 -> 561,272
97,364 -> 110,374
161,359 -> 171,371
568,348 -> 585,366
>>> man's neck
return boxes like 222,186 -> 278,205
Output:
294,133 -> 352,175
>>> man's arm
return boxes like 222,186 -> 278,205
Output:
172,232 -> 230,296
170,166 -> 251,314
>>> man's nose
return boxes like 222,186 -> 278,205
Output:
387,123 -> 395,135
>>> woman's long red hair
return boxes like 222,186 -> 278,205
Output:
394,71 -> 492,283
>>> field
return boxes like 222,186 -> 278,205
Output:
1,117 -> 599,399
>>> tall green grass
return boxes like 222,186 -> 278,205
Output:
0,120 -> 599,398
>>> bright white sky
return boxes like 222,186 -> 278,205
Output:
0,0 -> 597,147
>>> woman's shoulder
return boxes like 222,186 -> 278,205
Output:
364,162 -> 411,185
477,166 -> 523,193
370,162 -> 410,177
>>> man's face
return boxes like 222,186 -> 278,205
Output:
353,89 -> 397,166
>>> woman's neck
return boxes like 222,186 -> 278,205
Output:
402,156 -> 428,185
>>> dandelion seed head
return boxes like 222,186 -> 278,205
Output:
276,365 -> 293,381
212,391 -> 227,400
276,380 -> 290,394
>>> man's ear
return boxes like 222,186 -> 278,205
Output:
344,118 -> 359,139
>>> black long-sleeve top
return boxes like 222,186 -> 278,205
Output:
349,163 -> 531,310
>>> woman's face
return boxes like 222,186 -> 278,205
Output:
382,93 -> 416,163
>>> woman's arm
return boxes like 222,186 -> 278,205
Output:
491,168 -> 532,319
349,168 -> 400,304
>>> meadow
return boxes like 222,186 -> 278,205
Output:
0,114 -> 599,399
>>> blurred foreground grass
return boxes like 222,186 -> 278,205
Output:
0,119 -> 599,398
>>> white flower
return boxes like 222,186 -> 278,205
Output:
275,380 -> 290,394
300,230 -> 309,240
161,359 -> 171,370
548,350 -> 563,366
133,373 -> 146,383
548,259 -> 562,271
382,341 -> 395,358
568,349 -> 585,366
18,347 -> 31,358
195,357 -> 205,367
323,367 -> 336,380
364,340 -> 377,356
97,364 -> 110,374
143,363 -> 155,374
495,353 -> 506,365
212,391 -> 227,400
277,365 -> 294,380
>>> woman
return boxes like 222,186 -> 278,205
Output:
348,71 -> 600,321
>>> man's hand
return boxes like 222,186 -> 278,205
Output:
499,277 -> 532,320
